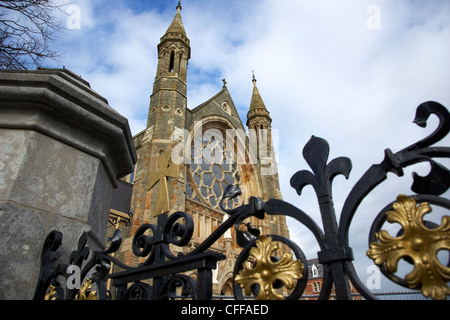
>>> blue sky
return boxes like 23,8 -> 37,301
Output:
47,0 -> 450,295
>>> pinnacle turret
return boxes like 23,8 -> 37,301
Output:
247,73 -> 271,127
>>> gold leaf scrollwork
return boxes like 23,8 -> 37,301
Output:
45,285 -> 57,300
235,236 -> 304,300
75,278 -> 98,301
367,195 -> 450,300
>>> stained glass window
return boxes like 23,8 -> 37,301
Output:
186,128 -> 241,210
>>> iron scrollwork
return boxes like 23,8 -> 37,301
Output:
157,275 -> 198,300
34,229 -> 111,300
129,211 -> 194,266
33,101 -> 449,300
229,101 -> 449,300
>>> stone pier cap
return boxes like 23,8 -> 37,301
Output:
0,68 -> 137,185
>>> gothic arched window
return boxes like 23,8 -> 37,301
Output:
169,51 -> 175,72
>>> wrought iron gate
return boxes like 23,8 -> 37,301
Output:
33,101 -> 450,300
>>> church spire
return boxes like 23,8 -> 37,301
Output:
149,0 -> 190,124
155,1 -> 190,80
247,72 -> 271,126
164,2 -> 188,39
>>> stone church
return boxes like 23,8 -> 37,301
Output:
113,3 -> 290,295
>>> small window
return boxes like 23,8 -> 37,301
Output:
313,281 -> 321,293
222,102 -> 231,115
169,51 -> 175,72
311,264 -> 319,278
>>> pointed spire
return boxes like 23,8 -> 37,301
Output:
247,72 -> 271,126
249,72 -> 267,112
157,0 -> 190,71
165,1 -> 187,37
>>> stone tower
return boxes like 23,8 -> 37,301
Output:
118,3 -> 290,294
120,3 -> 190,266
144,1 -> 189,216
246,74 -> 289,237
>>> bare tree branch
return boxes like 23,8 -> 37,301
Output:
0,0 -> 70,70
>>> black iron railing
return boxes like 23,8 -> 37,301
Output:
33,101 -> 449,300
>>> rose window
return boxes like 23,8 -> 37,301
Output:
186,129 -> 241,210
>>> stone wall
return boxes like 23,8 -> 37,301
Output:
0,68 -> 137,299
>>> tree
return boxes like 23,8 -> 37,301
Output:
0,0 -> 68,70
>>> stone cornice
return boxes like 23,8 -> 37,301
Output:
0,68 -> 137,187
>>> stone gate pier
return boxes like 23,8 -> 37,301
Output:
0,68 -> 137,299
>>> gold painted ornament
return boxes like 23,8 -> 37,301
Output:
235,236 -> 304,300
44,285 -> 57,300
147,148 -> 179,216
367,195 -> 450,300
75,278 -> 98,300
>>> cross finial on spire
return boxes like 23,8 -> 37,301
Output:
177,1 -> 182,13
252,70 -> 256,82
